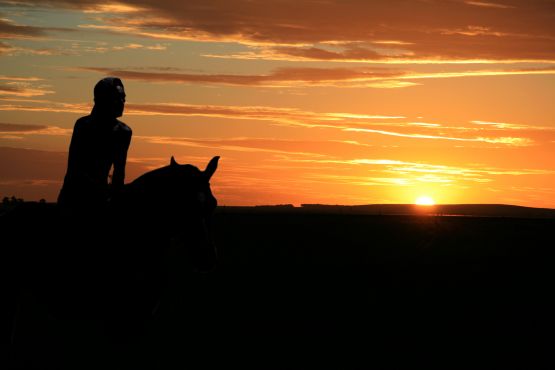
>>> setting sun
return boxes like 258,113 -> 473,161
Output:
415,196 -> 435,206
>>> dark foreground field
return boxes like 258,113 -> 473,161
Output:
4,206 -> 555,369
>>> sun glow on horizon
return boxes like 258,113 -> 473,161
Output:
415,196 -> 436,206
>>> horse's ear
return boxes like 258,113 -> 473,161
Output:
170,156 -> 178,167
204,156 -> 220,180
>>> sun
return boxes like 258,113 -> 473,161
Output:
415,196 -> 435,206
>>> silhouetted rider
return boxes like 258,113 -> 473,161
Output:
58,77 -> 131,212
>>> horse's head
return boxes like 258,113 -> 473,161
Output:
165,155 -> 219,221
123,155 -> 220,271
164,156 -> 219,270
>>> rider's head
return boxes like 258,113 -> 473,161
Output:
93,77 -> 126,118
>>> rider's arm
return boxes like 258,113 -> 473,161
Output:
111,127 -> 132,191
66,119 -> 86,177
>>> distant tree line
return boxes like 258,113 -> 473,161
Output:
1,196 -> 48,214
2,196 -> 24,206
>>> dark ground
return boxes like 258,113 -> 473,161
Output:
4,206 -> 555,369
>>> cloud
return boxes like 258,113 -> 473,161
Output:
343,127 -> 533,146
0,122 -> 70,139
202,44 -> 412,63
0,100 -> 542,147
204,47 -> 555,64
0,75 -> 53,98
80,66 -> 408,88
136,135 -> 332,157
278,156 -> 555,185
0,98 -> 397,127
0,16 -> 47,38
0,75 -> 43,82
0,122 -> 47,131
79,65 -> 555,89
0,77 -> 53,99
127,103 -> 328,122
0,83 -> 54,97
400,67 -> 555,81
0,40 -> 13,54
463,1 -> 515,9
0,42 -> 79,56
470,120 -> 555,131
0,101 -> 88,113
0,0 -> 552,63
255,44 -> 404,62
302,173 -> 413,187
0,16 -> 73,39
440,25 -> 511,37
13,0 -> 552,62
111,43 -> 166,51
81,3 -> 147,13
0,12 -> 132,57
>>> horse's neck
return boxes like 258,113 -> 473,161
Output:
124,167 -> 169,199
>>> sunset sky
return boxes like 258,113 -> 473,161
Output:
1,0 -> 554,207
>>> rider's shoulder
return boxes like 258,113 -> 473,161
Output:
74,115 -> 94,130
114,119 -> 132,135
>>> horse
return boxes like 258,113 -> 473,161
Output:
5,156 -> 220,349
113,154 -> 219,274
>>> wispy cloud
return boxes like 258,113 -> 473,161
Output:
79,65 -> 555,90
0,75 -> 43,81
343,127 -> 533,146
0,11 -> 166,56
402,67 -> 555,81
0,100 -> 542,147
463,1 -> 515,9
440,25 -> 510,37
79,66 -> 409,88
0,40 -> 13,54
0,99 -> 404,125
4,1 -> 554,62
81,1 -> 555,62
470,120 -> 555,131
0,122 -> 48,131
204,46 -> 555,64
207,43 -> 412,63
111,43 -> 166,51
0,122 -> 70,139
0,81 -> 54,97
302,173 -> 412,187
278,156 -> 555,186
0,41 -> 167,57
0,15 -> 73,39
0,16 -> 48,39
0,76 -> 53,99
0,100 -> 88,113
136,135 -> 331,157
81,3 -> 147,13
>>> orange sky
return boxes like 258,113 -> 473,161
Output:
1,0 -> 555,207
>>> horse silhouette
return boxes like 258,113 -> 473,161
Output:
113,155 -> 219,273
5,156 -> 220,345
